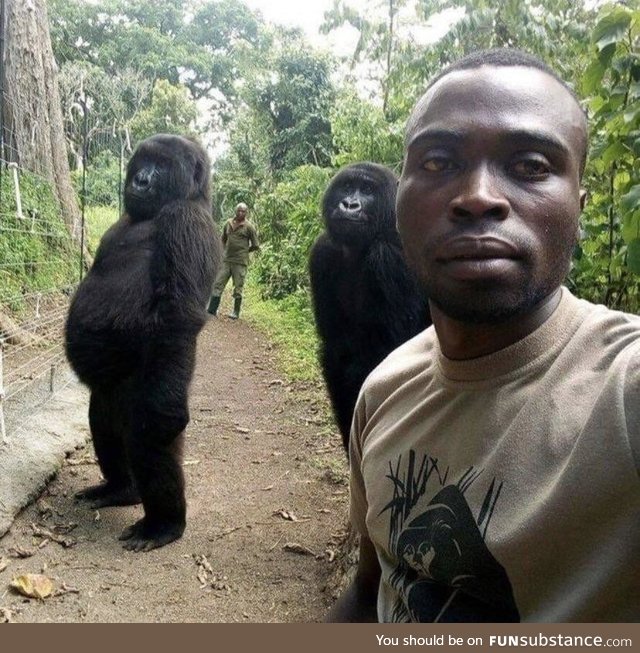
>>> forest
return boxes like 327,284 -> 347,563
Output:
32,0 -> 640,330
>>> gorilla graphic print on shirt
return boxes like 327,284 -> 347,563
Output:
381,451 -> 520,622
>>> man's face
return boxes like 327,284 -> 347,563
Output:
397,66 -> 586,324
236,207 -> 247,221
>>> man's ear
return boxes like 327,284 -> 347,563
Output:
579,188 -> 587,211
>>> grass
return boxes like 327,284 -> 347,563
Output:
84,205 -> 119,254
242,278 -> 322,384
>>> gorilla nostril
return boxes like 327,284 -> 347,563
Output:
341,200 -> 361,212
134,172 -> 149,187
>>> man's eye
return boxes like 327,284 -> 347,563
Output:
423,158 -> 455,173
512,158 -> 550,178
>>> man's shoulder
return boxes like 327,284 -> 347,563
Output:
362,327 -> 437,395
571,293 -> 640,357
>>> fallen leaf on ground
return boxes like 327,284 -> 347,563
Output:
283,542 -> 316,556
31,524 -> 77,548
10,573 -> 54,599
36,499 -> 53,517
234,426 -> 250,434
53,582 -> 80,597
194,554 -> 213,587
9,545 -> 35,558
274,509 -> 298,522
210,573 -> 231,593
0,557 -> 9,572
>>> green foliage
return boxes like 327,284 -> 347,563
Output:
569,3 -> 640,311
330,91 -> 404,169
85,205 -> 120,255
129,79 -> 199,141
47,0 -> 640,320
72,150 -> 123,208
0,171 -> 77,312
242,282 -> 321,383
252,166 -> 333,300
49,0 -> 260,107
246,45 -> 336,175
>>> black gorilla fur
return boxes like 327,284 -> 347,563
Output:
65,134 -> 221,551
309,162 -> 430,451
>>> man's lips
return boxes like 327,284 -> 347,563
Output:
437,237 -> 519,262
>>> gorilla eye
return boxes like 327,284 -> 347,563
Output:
422,157 -> 456,173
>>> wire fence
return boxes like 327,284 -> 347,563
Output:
0,83 -> 126,443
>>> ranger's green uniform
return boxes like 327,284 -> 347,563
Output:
208,216 -> 259,318
220,218 -> 259,266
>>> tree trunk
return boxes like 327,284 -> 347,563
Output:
3,0 -> 89,258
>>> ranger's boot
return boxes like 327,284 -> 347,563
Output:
207,295 -> 221,316
228,296 -> 242,320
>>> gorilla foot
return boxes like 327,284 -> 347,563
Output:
119,517 -> 185,552
75,483 -> 141,509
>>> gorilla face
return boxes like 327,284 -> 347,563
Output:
322,162 -> 398,245
124,134 -> 208,221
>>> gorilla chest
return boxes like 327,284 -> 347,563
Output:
73,222 -> 157,327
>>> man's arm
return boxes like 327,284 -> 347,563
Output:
248,223 -> 260,252
325,533 -> 381,622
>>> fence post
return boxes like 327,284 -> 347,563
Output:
0,0 -> 5,207
9,161 -> 23,219
79,96 -> 88,281
0,338 -> 6,444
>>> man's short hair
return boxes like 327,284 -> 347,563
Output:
236,202 -> 248,211
417,48 -> 588,176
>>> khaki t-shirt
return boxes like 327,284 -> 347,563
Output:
350,288 -> 640,622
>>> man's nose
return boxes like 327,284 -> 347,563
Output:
448,165 -> 510,221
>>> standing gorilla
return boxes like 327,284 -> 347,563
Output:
65,134 -> 221,551
309,162 -> 430,451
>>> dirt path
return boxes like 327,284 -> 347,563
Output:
0,314 -> 348,622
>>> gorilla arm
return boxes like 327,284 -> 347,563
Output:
152,200 -> 221,326
363,236 -> 429,346
309,232 -> 347,342
325,534 -> 380,622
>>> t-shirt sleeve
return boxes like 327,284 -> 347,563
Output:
349,390 -> 369,535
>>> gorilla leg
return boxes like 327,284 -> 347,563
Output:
119,338 -> 194,551
76,384 -> 140,508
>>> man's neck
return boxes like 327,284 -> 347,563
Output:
431,288 -> 562,361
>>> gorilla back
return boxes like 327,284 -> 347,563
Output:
65,134 -> 221,551
310,162 -> 430,451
